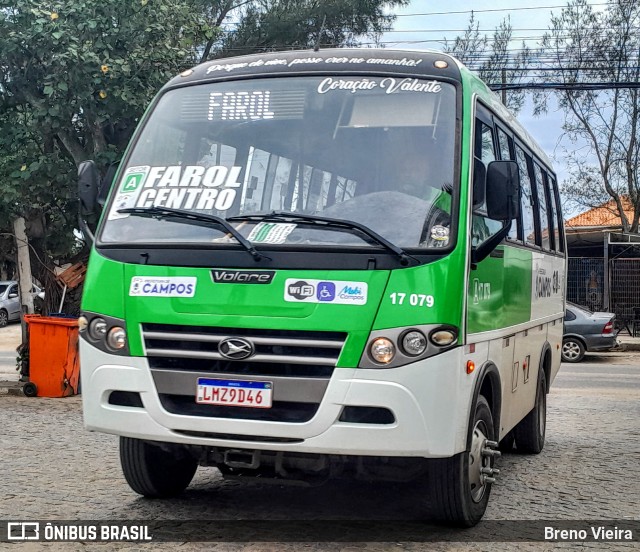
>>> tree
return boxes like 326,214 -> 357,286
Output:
444,13 -> 532,114
538,0 -> 640,232
218,0 -> 407,56
0,0 -> 406,310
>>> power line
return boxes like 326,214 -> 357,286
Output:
489,82 -> 640,91
389,1 -> 638,18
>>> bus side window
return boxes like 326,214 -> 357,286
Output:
549,175 -> 565,253
496,126 -> 520,241
515,145 -> 537,247
542,169 -> 557,252
533,163 -> 552,250
471,118 -> 502,247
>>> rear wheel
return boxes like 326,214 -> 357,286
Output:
22,382 -> 37,397
514,369 -> 546,454
561,338 -> 585,362
120,437 -> 198,497
426,395 -> 498,526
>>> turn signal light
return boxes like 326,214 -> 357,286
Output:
466,361 -> 475,374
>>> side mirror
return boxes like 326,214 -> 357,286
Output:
78,160 -> 101,242
8,292 -> 18,299
486,160 -> 521,221
98,161 -> 119,206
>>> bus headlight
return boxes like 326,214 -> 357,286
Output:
430,329 -> 457,347
370,337 -> 396,364
107,327 -> 127,350
80,311 -> 130,356
400,330 -> 427,356
359,324 -> 458,369
88,317 -> 108,340
78,316 -> 89,331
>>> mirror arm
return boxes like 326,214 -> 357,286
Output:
471,220 -> 512,267
78,210 -> 95,245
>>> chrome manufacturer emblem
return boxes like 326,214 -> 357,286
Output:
218,337 -> 254,360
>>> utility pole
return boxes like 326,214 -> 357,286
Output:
13,217 -> 34,343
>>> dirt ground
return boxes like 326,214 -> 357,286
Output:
0,322 -> 22,351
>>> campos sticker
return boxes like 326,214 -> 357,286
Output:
108,165 -> 242,220
284,279 -> 367,305
129,277 -> 197,297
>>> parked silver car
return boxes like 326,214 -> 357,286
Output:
0,281 -> 21,327
562,302 -> 617,362
0,280 -> 45,327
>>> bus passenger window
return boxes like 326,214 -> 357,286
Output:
471,118 -> 502,247
515,146 -> 537,247
533,163 -> 551,250
549,175 -> 564,252
496,127 -> 520,241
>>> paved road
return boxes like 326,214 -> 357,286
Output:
0,356 -> 638,551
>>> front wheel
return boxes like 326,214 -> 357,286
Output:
561,338 -> 585,362
0,309 -> 8,328
120,437 -> 198,498
426,395 -> 498,526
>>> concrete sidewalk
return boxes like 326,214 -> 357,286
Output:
0,323 -> 21,382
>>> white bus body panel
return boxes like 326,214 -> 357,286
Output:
80,339 -> 490,458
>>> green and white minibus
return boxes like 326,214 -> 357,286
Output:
78,49 -> 566,526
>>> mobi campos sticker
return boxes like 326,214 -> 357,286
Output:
108,165 -> 242,220
284,279 -> 368,305
129,277 -> 197,297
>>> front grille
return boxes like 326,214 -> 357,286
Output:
144,324 -> 345,422
142,323 -> 347,378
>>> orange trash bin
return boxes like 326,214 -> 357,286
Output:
23,315 -> 80,397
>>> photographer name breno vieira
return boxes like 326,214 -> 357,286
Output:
545,526 -> 634,541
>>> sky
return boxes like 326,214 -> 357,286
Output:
381,0 -> 601,196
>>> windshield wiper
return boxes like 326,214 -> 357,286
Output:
227,211 -> 417,265
117,207 -> 269,262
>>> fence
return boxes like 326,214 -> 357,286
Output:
567,257 -> 640,325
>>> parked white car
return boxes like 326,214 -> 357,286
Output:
0,280 -> 45,327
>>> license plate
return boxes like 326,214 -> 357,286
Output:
196,378 -> 272,408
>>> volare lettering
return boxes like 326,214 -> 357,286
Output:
212,270 -> 275,284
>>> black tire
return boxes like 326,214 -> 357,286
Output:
0,309 -> 8,328
561,338 -> 585,363
23,382 -> 37,397
514,369 -> 546,454
427,395 -> 496,527
120,437 -> 198,498
498,431 -> 515,453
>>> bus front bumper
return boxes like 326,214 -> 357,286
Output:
80,340 -> 478,458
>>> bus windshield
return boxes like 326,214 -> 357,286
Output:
102,76 -> 457,250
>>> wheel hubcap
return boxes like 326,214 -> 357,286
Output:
562,341 -> 580,360
0,312 -> 7,325
468,420 -> 490,503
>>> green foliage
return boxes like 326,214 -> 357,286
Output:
0,0 -> 406,275
220,0 -> 408,56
